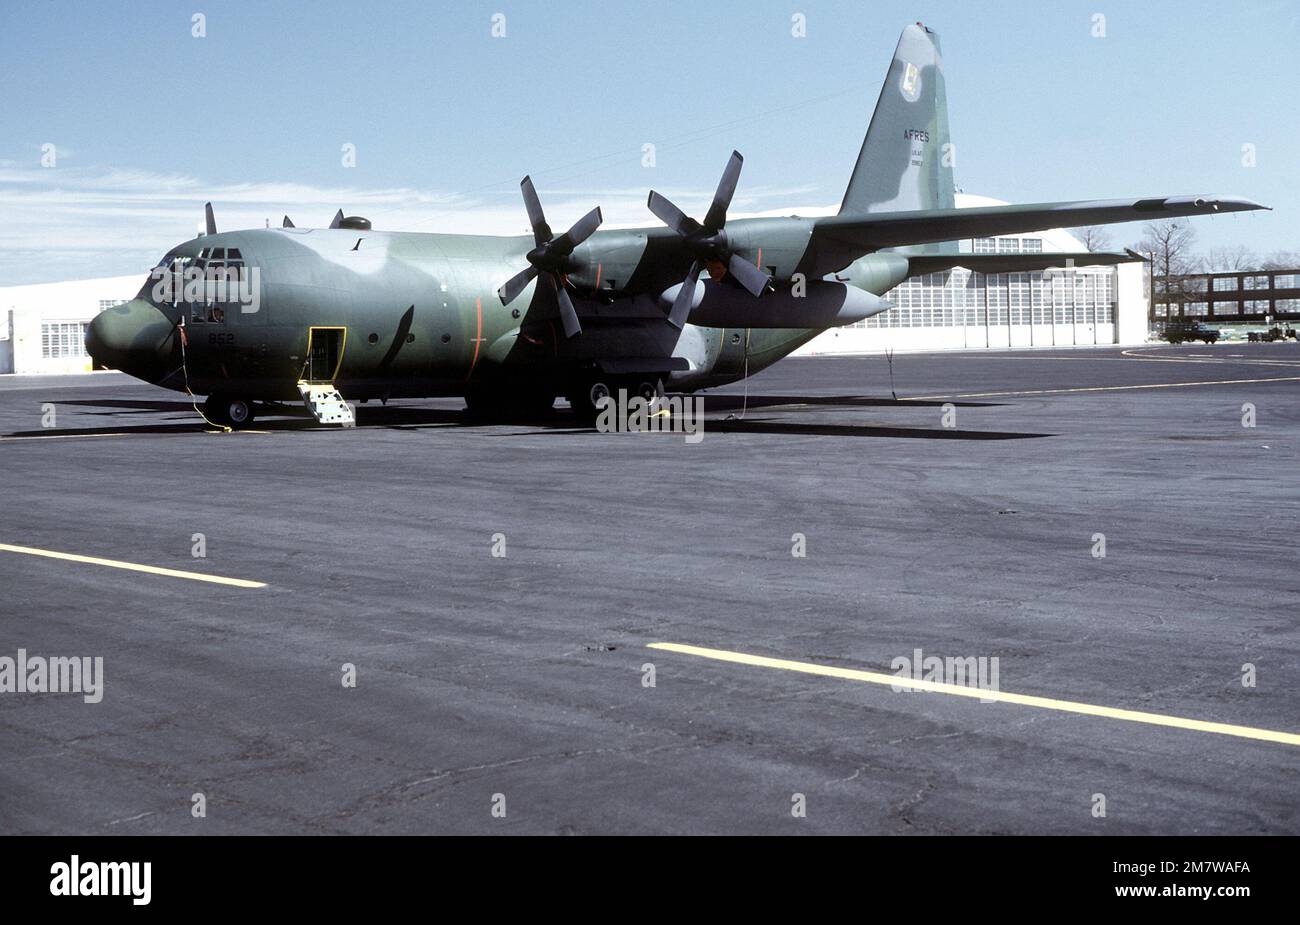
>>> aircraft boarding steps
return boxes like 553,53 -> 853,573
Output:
298,381 -> 355,427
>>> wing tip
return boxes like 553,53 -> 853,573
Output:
1164,195 -> 1270,213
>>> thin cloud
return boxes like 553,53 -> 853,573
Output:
0,163 -> 833,285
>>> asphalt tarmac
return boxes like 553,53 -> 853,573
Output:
1,342 -> 1297,834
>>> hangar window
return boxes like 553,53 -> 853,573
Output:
1213,276 -> 1239,291
1274,274 -> 1300,289
1244,276 -> 1270,290
41,321 -> 89,359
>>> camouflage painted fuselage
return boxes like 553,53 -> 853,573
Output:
128,221 -> 868,402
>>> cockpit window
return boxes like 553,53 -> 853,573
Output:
142,241 -> 251,324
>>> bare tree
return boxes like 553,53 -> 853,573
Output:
1133,219 -> 1197,310
1200,244 -> 1257,272
1259,250 -> 1300,270
1135,219 -> 1197,277
1071,225 -> 1112,252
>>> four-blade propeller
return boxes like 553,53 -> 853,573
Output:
497,177 -> 602,338
646,150 -> 770,329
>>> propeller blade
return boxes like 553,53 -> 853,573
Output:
702,150 -> 743,232
552,207 -> 603,254
329,209 -> 344,229
555,282 -> 582,339
668,260 -> 703,330
647,191 -> 698,237
498,265 -> 539,305
542,273 -> 582,338
520,176 -> 551,245
204,202 -> 217,236
727,252 -> 771,297
282,215 -> 295,228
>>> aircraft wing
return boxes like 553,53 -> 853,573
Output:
811,195 -> 1268,253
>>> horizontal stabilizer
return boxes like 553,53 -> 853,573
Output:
906,249 -> 1145,276
814,196 -> 1268,253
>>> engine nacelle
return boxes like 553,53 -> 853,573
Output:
661,278 -> 891,329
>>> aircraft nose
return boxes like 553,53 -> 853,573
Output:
86,299 -> 177,382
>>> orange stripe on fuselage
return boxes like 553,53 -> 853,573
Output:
466,296 -> 483,381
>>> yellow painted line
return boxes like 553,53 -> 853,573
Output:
0,542 -> 266,588
0,432 -> 138,441
648,642 -> 1300,748
912,375 -> 1300,401
1,430 -> 272,442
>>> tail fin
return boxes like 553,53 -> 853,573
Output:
840,23 -> 956,226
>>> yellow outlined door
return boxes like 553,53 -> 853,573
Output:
305,326 -> 346,383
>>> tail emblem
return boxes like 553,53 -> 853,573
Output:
901,62 -> 921,101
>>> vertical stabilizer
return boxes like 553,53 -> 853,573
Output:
840,23 -> 956,236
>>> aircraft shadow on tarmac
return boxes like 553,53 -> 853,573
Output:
56,399 -> 206,412
704,419 -> 1048,440
354,394 -> 1046,440
701,394 -> 1001,410
4,395 -> 1047,441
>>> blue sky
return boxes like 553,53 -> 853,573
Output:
1,0 -> 1296,283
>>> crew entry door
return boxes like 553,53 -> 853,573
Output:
304,327 -> 346,383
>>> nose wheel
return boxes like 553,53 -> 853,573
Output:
203,394 -> 256,429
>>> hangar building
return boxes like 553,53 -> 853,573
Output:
0,275 -> 141,375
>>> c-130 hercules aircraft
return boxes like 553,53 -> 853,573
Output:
86,23 -> 1266,428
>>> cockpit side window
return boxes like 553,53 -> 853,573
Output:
142,250 -> 188,305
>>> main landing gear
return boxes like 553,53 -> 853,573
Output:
565,377 -> 662,421
203,394 -> 256,428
